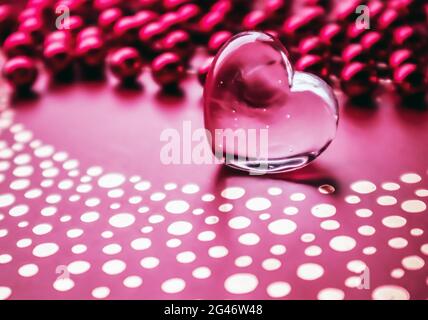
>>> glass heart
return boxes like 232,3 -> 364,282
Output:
204,31 -> 339,174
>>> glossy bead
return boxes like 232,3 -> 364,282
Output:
393,63 -> 426,95
75,36 -> 106,67
342,44 -> 368,64
98,7 -> 123,32
208,30 -> 232,54
367,0 -> 384,20
139,21 -> 167,45
55,0 -> 90,17
108,47 -> 143,81
393,25 -> 419,48
198,56 -> 214,86
77,27 -> 103,43
151,52 -> 185,87
176,3 -> 201,24
135,10 -> 158,27
211,0 -> 232,15
18,16 -> 45,44
113,16 -> 140,44
298,36 -> 327,56
43,41 -> 73,74
242,10 -> 268,30
3,32 -> 34,58
282,6 -> 325,40
163,0 -> 191,10
44,30 -> 73,47
198,10 -> 224,34
333,0 -> 363,24
361,31 -> 387,59
320,23 -> 345,47
346,23 -> 367,42
340,62 -> 375,97
18,7 -> 41,24
159,12 -> 180,31
265,0 -> 286,15
2,56 -> 38,90
295,54 -> 328,79
161,30 -> 192,58
94,0 -> 122,11
389,49 -> 415,69
67,16 -> 84,35
377,9 -> 401,31
136,0 -> 160,10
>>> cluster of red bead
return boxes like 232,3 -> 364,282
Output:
0,0 -> 427,99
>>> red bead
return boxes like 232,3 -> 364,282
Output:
198,10 -> 224,34
393,63 -> 426,95
282,6 -> 325,39
377,9 -> 400,31
19,16 -> 46,44
198,56 -> 214,86
211,0 -> 232,15
295,54 -> 328,79
163,0 -> 192,10
389,49 -> 415,69
393,25 -> 419,48
43,41 -> 73,74
161,30 -> 192,58
208,30 -> 232,54
151,52 -> 185,87
176,4 -> 201,24
108,47 -> 143,81
77,27 -> 103,43
94,0 -> 123,11
44,30 -> 73,47
159,12 -> 180,31
298,36 -> 327,56
67,16 -> 84,35
265,0 -> 285,15
137,0 -> 159,10
3,32 -> 34,58
242,10 -> 267,30
360,31 -> 387,59
367,0 -> 384,20
333,0 -> 363,24
139,21 -> 167,45
18,7 -> 41,24
113,16 -> 141,44
342,44 -> 368,64
2,56 -> 38,90
55,0 -> 90,15
98,7 -> 123,32
340,62 -> 376,97
346,23 -> 367,42
135,10 -> 158,27
320,23 -> 345,46
75,36 -> 106,67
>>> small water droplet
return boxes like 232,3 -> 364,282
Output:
318,184 -> 336,194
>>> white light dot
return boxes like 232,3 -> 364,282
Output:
224,273 -> 258,294
161,278 -> 185,294
245,197 -> 271,211
297,263 -> 324,280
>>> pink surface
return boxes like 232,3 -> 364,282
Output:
0,70 -> 427,299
